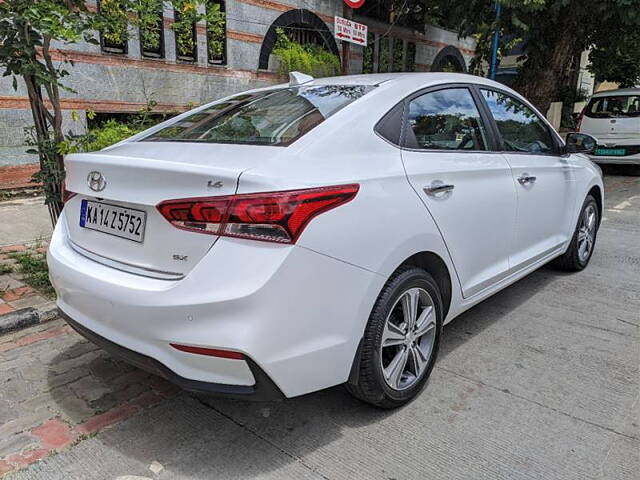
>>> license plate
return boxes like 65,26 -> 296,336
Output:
80,200 -> 146,243
594,147 -> 626,156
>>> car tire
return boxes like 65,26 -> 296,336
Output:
553,195 -> 599,271
346,266 -> 443,408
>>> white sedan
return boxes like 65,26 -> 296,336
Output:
48,72 -> 603,408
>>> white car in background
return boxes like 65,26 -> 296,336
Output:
577,87 -> 640,165
48,72 -> 603,408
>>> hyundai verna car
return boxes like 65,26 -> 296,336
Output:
576,88 -> 640,165
48,72 -> 603,408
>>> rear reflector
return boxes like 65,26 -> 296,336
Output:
170,343 -> 245,360
157,184 -> 359,244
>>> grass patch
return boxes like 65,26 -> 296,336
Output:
0,263 -> 13,275
10,251 -> 54,298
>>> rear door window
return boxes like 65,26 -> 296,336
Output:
405,88 -> 488,151
585,95 -> 640,118
142,85 -> 375,146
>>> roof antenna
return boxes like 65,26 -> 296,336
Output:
289,71 -> 314,86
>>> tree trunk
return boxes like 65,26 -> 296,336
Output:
511,19 -> 582,116
23,75 -> 64,226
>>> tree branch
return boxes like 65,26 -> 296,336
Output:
42,35 -> 64,145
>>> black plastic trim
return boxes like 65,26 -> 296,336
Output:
374,102 -> 405,147
60,309 -> 285,401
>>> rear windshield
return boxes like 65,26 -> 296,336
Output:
142,85 -> 375,146
585,94 -> 640,118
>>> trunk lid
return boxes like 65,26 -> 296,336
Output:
583,116 -> 640,141
63,142 -> 285,278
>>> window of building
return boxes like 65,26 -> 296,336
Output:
362,32 -> 375,74
258,9 -> 340,71
481,89 -> 554,153
406,41 -> 416,72
392,38 -> 404,72
173,8 -> 197,62
139,4 -> 164,58
407,88 -> 488,151
378,36 -> 391,73
99,0 -> 128,54
359,0 -> 425,30
206,0 -> 226,64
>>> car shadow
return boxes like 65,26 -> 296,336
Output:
46,264 -> 567,478
439,264 -> 563,360
600,164 -> 640,177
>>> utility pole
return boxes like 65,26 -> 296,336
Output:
342,4 -> 353,74
489,2 -> 502,80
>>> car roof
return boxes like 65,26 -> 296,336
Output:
310,72 -> 507,89
591,87 -> 640,98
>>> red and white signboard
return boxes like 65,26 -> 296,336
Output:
343,0 -> 366,8
334,16 -> 368,47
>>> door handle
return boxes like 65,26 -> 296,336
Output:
423,183 -> 455,196
517,174 -> 537,185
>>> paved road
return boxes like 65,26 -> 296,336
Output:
0,197 -> 52,247
4,168 -> 640,480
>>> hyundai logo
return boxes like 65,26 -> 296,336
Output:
87,171 -> 107,192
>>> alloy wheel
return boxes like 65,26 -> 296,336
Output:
380,287 -> 437,391
577,204 -> 597,263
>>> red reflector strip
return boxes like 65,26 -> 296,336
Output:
170,343 -> 244,360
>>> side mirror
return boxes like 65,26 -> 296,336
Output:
565,132 -> 597,154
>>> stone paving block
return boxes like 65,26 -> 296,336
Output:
68,376 -> 113,404
87,355 -> 125,383
47,367 -> 90,392
49,387 -> 96,424
31,420 -> 76,451
9,295 -> 50,310
0,408 -> 56,440
1,286 -> 33,302
0,398 -> 18,425
0,275 -> 23,291
0,304 -> 14,315
0,433 -> 38,459
48,350 -> 101,376
0,245 -> 27,253
113,381 -> 151,403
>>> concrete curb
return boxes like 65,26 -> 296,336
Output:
0,304 -> 58,336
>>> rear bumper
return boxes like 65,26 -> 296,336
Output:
61,310 -> 285,401
48,216 -> 383,398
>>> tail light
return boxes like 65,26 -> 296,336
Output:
157,184 -> 359,244
575,105 -> 587,132
61,182 -> 76,203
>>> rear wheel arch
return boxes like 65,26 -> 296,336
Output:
398,252 -> 452,321
347,251 -> 452,389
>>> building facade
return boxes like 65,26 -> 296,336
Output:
0,0 -> 476,183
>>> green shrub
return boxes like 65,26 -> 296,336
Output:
272,29 -> 341,78
11,251 -> 54,298
58,119 -> 145,154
